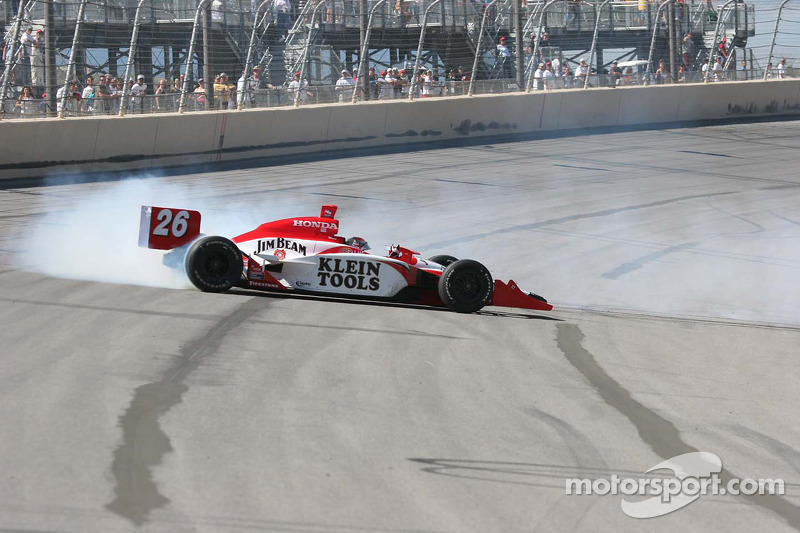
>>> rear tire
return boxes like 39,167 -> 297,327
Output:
184,236 -> 243,293
438,259 -> 493,313
428,254 -> 458,267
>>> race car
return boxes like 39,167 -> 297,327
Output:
138,204 -> 552,314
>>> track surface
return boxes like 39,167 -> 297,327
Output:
1,120 -> 799,532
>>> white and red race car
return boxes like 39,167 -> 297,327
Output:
138,204 -> 552,314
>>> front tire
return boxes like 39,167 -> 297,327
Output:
438,259 -> 493,313
184,236 -> 243,293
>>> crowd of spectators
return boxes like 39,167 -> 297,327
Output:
3,50 -> 794,118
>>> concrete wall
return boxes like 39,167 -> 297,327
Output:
1,80 -> 799,179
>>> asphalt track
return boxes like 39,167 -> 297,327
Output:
1,119 -> 799,532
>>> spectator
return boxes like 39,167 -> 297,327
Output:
655,59 -> 670,84
274,0 -> 291,40
19,28 -> 35,57
335,69 -> 354,102
711,56 -> 723,81
609,60 -> 622,85
56,80 -> 79,115
3,37 -> 14,85
130,74 -> 147,112
738,60 -> 748,81
214,72 -> 235,108
81,76 -> 95,114
154,78 -> 170,111
777,58 -> 787,79
565,0 -> 580,25
288,72 -> 313,103
623,66 -> 634,85
540,31 -> 550,47
575,58 -> 588,83
96,75 -> 111,114
421,69 -> 435,98
361,67 -> 375,99
15,85 -> 36,115
496,36 -> 512,79
211,0 -> 224,22
238,65 -> 273,108
542,62 -> 554,89
193,78 -> 207,108
551,56 -> 561,78
701,58 -> 710,81
533,62 -> 545,90
18,27 -> 34,85
765,62 -> 773,79
446,69 -> 457,95
677,64 -> 686,83
393,68 -> 404,98
30,29 -> 44,90
236,69 -> 247,106
682,32 -> 694,70
379,70 -> 393,99
718,38 -> 728,61
110,78 -> 124,113
525,32 -> 536,57
562,65 -> 572,88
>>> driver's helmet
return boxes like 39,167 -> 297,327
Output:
345,236 -> 370,251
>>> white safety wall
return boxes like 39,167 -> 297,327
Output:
1,80 -> 799,179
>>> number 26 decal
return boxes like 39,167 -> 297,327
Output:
139,206 -> 202,250
153,209 -> 190,237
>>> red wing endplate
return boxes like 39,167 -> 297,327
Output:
491,280 -> 553,311
139,206 -> 202,250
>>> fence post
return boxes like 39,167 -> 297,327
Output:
0,0 -> 28,119
295,1 -> 326,106
240,0 -> 274,109
645,0 -> 673,85
58,0 -> 91,118
468,0 -> 498,96
585,0 -> 612,89
178,0 -> 213,113
708,0 -> 735,66
526,0 -> 557,92
765,0 -> 793,79
119,0 -> 148,116
409,0 -> 444,100
202,2 -> 214,109
351,0 -> 389,103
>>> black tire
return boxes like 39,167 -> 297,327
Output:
428,254 -> 458,267
184,236 -> 243,293
438,259 -> 494,313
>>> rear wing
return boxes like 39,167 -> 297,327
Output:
138,206 -> 202,250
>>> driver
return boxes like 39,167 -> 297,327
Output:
345,236 -> 370,252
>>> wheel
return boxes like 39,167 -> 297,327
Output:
438,259 -> 494,313
428,254 -> 458,267
184,236 -> 243,293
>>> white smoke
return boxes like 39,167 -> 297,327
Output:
13,176 -> 289,289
